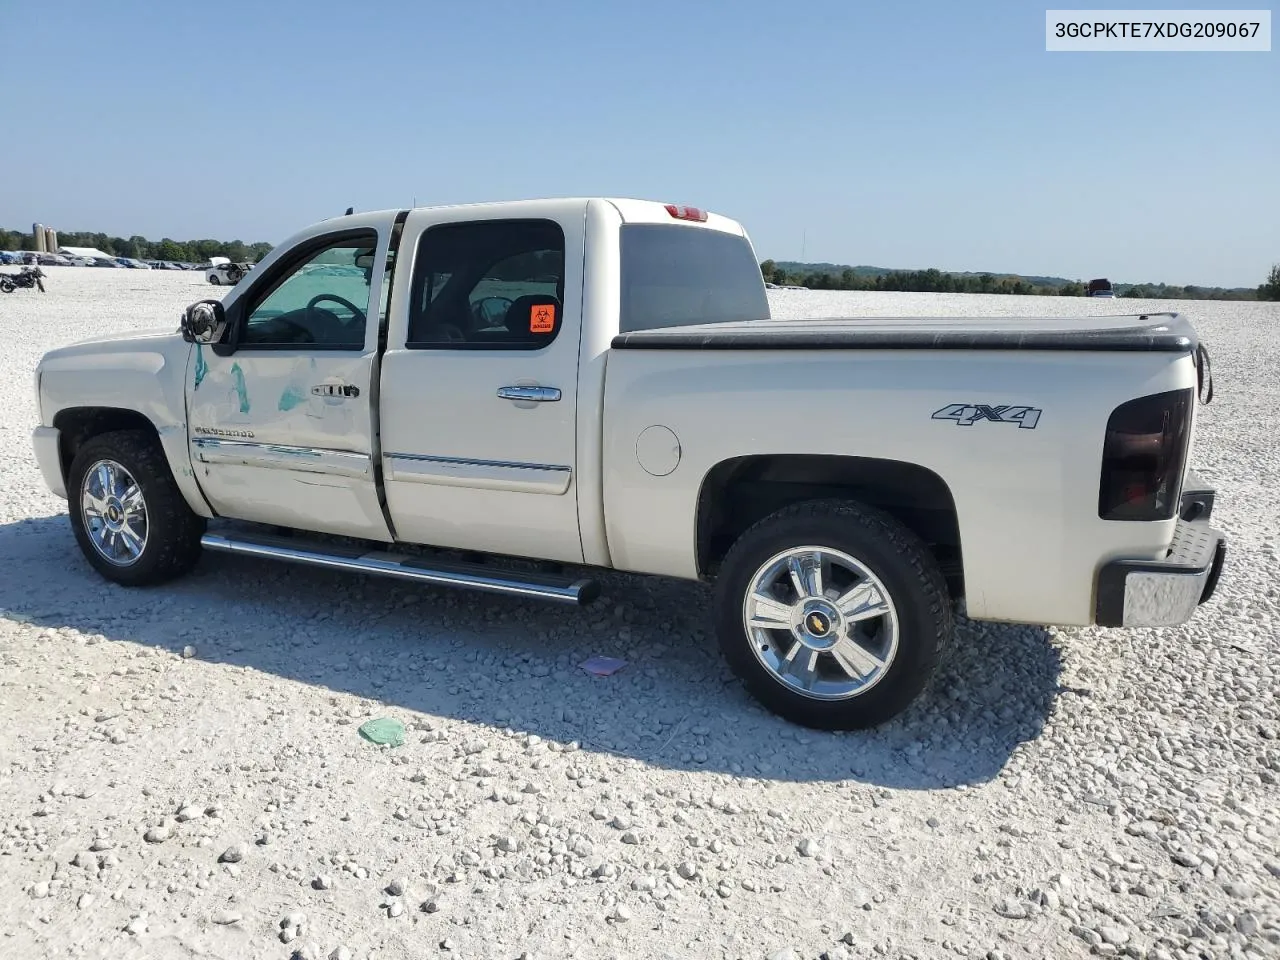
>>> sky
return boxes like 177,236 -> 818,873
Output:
5,1 -> 1276,287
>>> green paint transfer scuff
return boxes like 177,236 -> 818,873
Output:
193,345 -> 208,390
278,384 -> 307,411
230,363 -> 251,413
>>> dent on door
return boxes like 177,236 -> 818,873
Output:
186,346 -> 388,537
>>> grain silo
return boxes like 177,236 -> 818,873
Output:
45,227 -> 58,252
33,224 -> 46,253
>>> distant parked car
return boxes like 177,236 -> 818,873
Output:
114,257 -> 152,270
206,261 -> 254,285
0,252 -> 17,265
1087,278 -> 1115,298
92,257 -> 121,268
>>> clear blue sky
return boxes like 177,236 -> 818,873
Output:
8,1 -> 1276,286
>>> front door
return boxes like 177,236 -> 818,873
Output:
378,205 -> 586,563
187,219 -> 395,541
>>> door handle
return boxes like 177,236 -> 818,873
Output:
312,383 -> 360,398
497,385 -> 561,402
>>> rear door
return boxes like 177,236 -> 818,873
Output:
378,202 -> 587,563
187,215 -> 396,541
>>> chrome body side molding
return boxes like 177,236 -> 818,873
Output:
384,453 -> 572,495
191,437 -> 371,478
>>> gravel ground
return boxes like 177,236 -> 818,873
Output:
1,268 -> 1277,960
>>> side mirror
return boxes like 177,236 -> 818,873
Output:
181,299 -> 227,344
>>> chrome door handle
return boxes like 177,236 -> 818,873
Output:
497,385 -> 561,402
312,383 -> 360,399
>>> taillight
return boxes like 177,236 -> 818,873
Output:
1098,388 -> 1193,521
664,204 -> 708,222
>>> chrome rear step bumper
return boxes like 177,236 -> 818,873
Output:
1094,519 -> 1226,628
200,531 -> 600,606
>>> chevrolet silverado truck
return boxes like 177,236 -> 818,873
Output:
30,198 -> 1226,729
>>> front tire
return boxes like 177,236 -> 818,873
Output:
67,430 -> 206,586
714,500 -> 952,730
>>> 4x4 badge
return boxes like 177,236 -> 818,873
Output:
932,403 -> 1042,429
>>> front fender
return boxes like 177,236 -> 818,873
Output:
39,333 -> 212,518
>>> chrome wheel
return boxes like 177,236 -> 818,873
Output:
80,459 -> 149,566
743,545 -> 899,701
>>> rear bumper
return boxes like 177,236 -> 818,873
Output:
32,425 -> 66,499
1095,513 -> 1226,628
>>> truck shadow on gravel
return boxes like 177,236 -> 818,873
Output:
1,515 -> 1064,789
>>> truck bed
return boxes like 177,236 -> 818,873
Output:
611,312 -> 1197,352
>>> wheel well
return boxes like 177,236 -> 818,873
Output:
52,407 -> 160,484
696,455 -> 964,597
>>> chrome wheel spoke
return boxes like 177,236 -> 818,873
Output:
831,636 -> 886,679
806,556 -> 825,598
782,642 -> 819,690
118,522 -> 144,558
121,485 -> 144,514
786,553 -> 826,599
787,556 -> 809,598
748,592 -> 794,631
836,581 -> 890,623
92,463 -> 111,498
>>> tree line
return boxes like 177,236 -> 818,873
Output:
0,227 -> 272,265
762,260 -> 1277,301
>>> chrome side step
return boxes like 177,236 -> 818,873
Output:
200,531 -> 600,606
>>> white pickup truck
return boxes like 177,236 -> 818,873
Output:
30,198 -> 1226,729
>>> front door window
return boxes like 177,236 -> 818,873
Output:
243,236 -> 376,348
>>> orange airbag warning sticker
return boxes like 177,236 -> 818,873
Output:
530,304 -> 556,333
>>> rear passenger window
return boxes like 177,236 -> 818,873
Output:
407,220 -> 565,349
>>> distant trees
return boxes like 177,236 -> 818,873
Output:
761,261 -> 1098,297
0,226 -> 272,264
759,259 -> 1259,301
1260,264 -> 1280,301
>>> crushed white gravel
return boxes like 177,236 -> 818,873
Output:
0,267 -> 1277,960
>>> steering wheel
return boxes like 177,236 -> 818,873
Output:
306,293 -> 367,326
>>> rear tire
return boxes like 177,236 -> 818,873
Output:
209,275 -> 220,285
67,430 -> 206,586
0,279 -> 13,293
714,499 -> 952,729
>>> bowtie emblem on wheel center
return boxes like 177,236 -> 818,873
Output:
794,601 -> 841,650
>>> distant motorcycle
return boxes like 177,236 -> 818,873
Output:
0,266 -> 46,293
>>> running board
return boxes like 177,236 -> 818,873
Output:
199,531 -> 600,606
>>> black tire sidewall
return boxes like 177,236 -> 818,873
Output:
67,431 -> 204,586
714,502 -> 950,730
